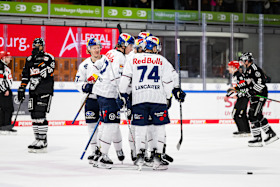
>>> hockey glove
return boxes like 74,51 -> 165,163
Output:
17,87 -> 26,101
172,88 -> 186,102
116,93 -> 129,109
82,83 -> 93,93
167,98 -> 172,109
245,89 -> 256,98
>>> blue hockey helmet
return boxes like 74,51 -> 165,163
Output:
138,32 -> 152,39
86,37 -> 102,50
145,36 -> 161,52
118,33 -> 135,47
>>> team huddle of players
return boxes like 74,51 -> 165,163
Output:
225,53 -> 279,147
74,32 -> 186,170
3,31 -> 277,171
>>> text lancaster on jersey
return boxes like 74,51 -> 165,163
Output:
135,84 -> 160,90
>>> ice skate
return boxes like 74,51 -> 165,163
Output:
153,153 -> 169,170
28,140 -> 40,153
248,136 -> 263,147
32,140 -> 48,153
116,149 -> 125,162
264,132 -> 279,145
144,149 -> 155,167
97,154 -> 113,169
134,149 -> 145,171
162,153 -> 174,163
88,146 -> 101,165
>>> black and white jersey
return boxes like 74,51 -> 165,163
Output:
244,63 -> 268,96
0,60 -> 12,95
20,51 -> 55,95
232,71 -> 248,98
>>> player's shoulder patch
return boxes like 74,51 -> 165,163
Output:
26,55 -> 32,61
255,71 -> 261,77
44,52 -> 55,60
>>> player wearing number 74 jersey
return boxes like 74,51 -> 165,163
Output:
119,38 -> 175,170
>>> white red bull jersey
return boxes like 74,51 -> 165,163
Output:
74,57 -> 102,99
119,52 -> 174,106
91,49 -> 126,98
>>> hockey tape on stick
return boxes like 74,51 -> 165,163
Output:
80,118 -> 100,160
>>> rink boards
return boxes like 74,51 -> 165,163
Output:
11,82 -> 280,126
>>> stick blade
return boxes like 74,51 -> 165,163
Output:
117,23 -> 122,34
176,138 -> 183,150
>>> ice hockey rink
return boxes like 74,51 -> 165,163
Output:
1,124 -> 280,187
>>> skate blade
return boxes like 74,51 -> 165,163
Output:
233,134 -> 251,138
153,165 -> 168,170
32,148 -> 48,153
248,143 -> 263,147
88,160 -> 94,164
92,162 -> 98,167
97,163 -> 112,169
144,162 -> 154,167
265,136 -> 279,145
0,131 -> 8,135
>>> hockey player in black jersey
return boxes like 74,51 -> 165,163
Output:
240,52 -> 279,147
17,38 -> 55,153
225,60 -> 250,137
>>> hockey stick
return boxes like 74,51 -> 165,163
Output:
176,38 -> 183,151
80,118 -> 101,160
12,99 -> 24,127
107,58 -> 136,146
228,88 -> 280,103
72,93 -> 90,124
117,23 -> 122,34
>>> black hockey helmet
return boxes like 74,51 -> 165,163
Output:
240,52 -> 254,63
32,38 -> 45,48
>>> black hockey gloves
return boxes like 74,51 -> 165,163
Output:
172,88 -> 186,102
116,93 -> 129,109
245,89 -> 256,98
82,83 -> 93,93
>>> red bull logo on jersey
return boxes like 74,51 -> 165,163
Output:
133,57 -> 162,65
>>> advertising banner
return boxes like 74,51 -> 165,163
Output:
0,24 -> 119,58
0,1 -> 47,15
51,4 -> 101,18
1,1 -> 280,25
104,6 -> 148,20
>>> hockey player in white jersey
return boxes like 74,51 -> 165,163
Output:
125,37 -> 146,162
118,36 -> 175,170
91,33 -> 135,169
140,36 -> 186,167
74,38 -> 103,165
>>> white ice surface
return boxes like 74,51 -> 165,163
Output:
1,124 -> 280,187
